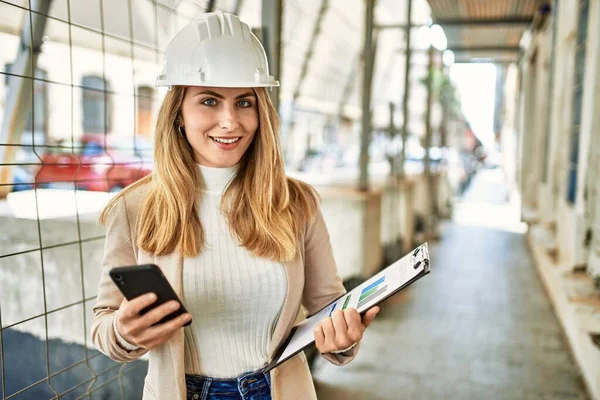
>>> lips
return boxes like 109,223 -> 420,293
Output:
209,135 -> 242,150
210,136 -> 240,144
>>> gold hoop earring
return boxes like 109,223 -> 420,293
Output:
178,125 -> 186,137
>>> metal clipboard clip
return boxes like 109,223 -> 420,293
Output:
411,243 -> 430,271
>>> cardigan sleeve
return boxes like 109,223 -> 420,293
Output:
91,195 -> 149,362
302,201 -> 361,366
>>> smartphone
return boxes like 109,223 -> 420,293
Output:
109,264 -> 192,326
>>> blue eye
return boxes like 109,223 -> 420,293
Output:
238,100 -> 252,108
201,98 -> 217,107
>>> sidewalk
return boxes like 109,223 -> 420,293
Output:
312,169 -> 589,400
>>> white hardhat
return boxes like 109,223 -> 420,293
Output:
156,11 -> 279,88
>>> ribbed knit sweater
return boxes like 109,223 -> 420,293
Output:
182,164 -> 287,378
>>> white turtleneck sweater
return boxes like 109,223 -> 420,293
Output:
182,164 -> 287,378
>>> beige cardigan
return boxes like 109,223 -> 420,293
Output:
91,183 -> 360,399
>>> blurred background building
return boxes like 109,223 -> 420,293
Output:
0,0 -> 598,399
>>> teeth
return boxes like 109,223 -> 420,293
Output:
213,137 -> 240,144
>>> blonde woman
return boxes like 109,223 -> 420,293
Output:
91,11 -> 379,400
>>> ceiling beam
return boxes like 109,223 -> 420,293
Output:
434,17 -> 533,27
395,46 -> 521,54
448,46 -> 521,52
454,59 -> 517,64
376,17 -> 533,30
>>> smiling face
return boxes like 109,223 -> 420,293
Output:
180,86 -> 259,168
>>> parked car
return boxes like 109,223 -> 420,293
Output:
297,148 -> 345,172
11,166 -> 35,192
35,135 -> 153,192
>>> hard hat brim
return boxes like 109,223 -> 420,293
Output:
156,79 -> 280,88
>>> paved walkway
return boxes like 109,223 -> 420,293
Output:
312,169 -> 589,400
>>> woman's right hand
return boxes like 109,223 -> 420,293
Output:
114,293 -> 192,350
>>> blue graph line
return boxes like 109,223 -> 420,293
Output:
328,303 -> 337,317
360,276 -> 385,295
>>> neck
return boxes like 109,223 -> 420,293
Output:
197,164 -> 238,193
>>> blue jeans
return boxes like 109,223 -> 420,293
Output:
186,370 -> 272,400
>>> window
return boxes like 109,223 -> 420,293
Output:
137,85 -> 154,137
81,75 -> 111,134
567,0 -> 588,203
4,63 -> 48,135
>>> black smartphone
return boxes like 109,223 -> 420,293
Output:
109,264 -> 192,326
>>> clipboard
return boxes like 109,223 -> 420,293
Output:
264,242 -> 431,372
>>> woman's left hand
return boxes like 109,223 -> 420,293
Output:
314,306 -> 380,354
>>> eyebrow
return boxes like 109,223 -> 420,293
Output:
194,90 -> 256,100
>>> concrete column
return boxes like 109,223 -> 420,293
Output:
232,0 -> 243,15
519,55 -> 538,212
261,0 -> 283,112
387,102 -> 396,177
440,65 -> 450,149
359,0 -> 377,191
399,0 -> 413,180
493,65 -> 506,140
532,35 -> 550,216
538,2 -> 561,228
423,44 -> 438,236
0,0 -> 52,197
514,61 -> 525,192
553,6 -> 585,269
544,5 -> 571,227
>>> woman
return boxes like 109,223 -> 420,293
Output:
91,11 -> 379,400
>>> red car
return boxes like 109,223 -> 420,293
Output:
35,135 -> 153,192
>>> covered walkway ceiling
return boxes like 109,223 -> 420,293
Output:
428,0 -> 542,63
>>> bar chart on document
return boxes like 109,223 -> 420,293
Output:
358,276 -> 387,308
328,276 -> 388,317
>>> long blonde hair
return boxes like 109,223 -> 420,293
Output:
100,86 -> 317,262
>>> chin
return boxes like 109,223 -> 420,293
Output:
211,157 -> 241,168
218,162 -> 238,168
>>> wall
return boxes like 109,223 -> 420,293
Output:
316,187 -> 383,280
0,33 -> 160,142
516,1 -> 600,397
578,0 -> 600,281
518,0 -> 599,271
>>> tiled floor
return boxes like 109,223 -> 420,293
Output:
312,170 -> 589,400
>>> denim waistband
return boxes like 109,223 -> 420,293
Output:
185,369 -> 271,398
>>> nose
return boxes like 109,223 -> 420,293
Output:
218,104 -> 239,132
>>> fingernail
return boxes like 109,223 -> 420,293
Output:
182,314 -> 191,322
147,293 -> 156,301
